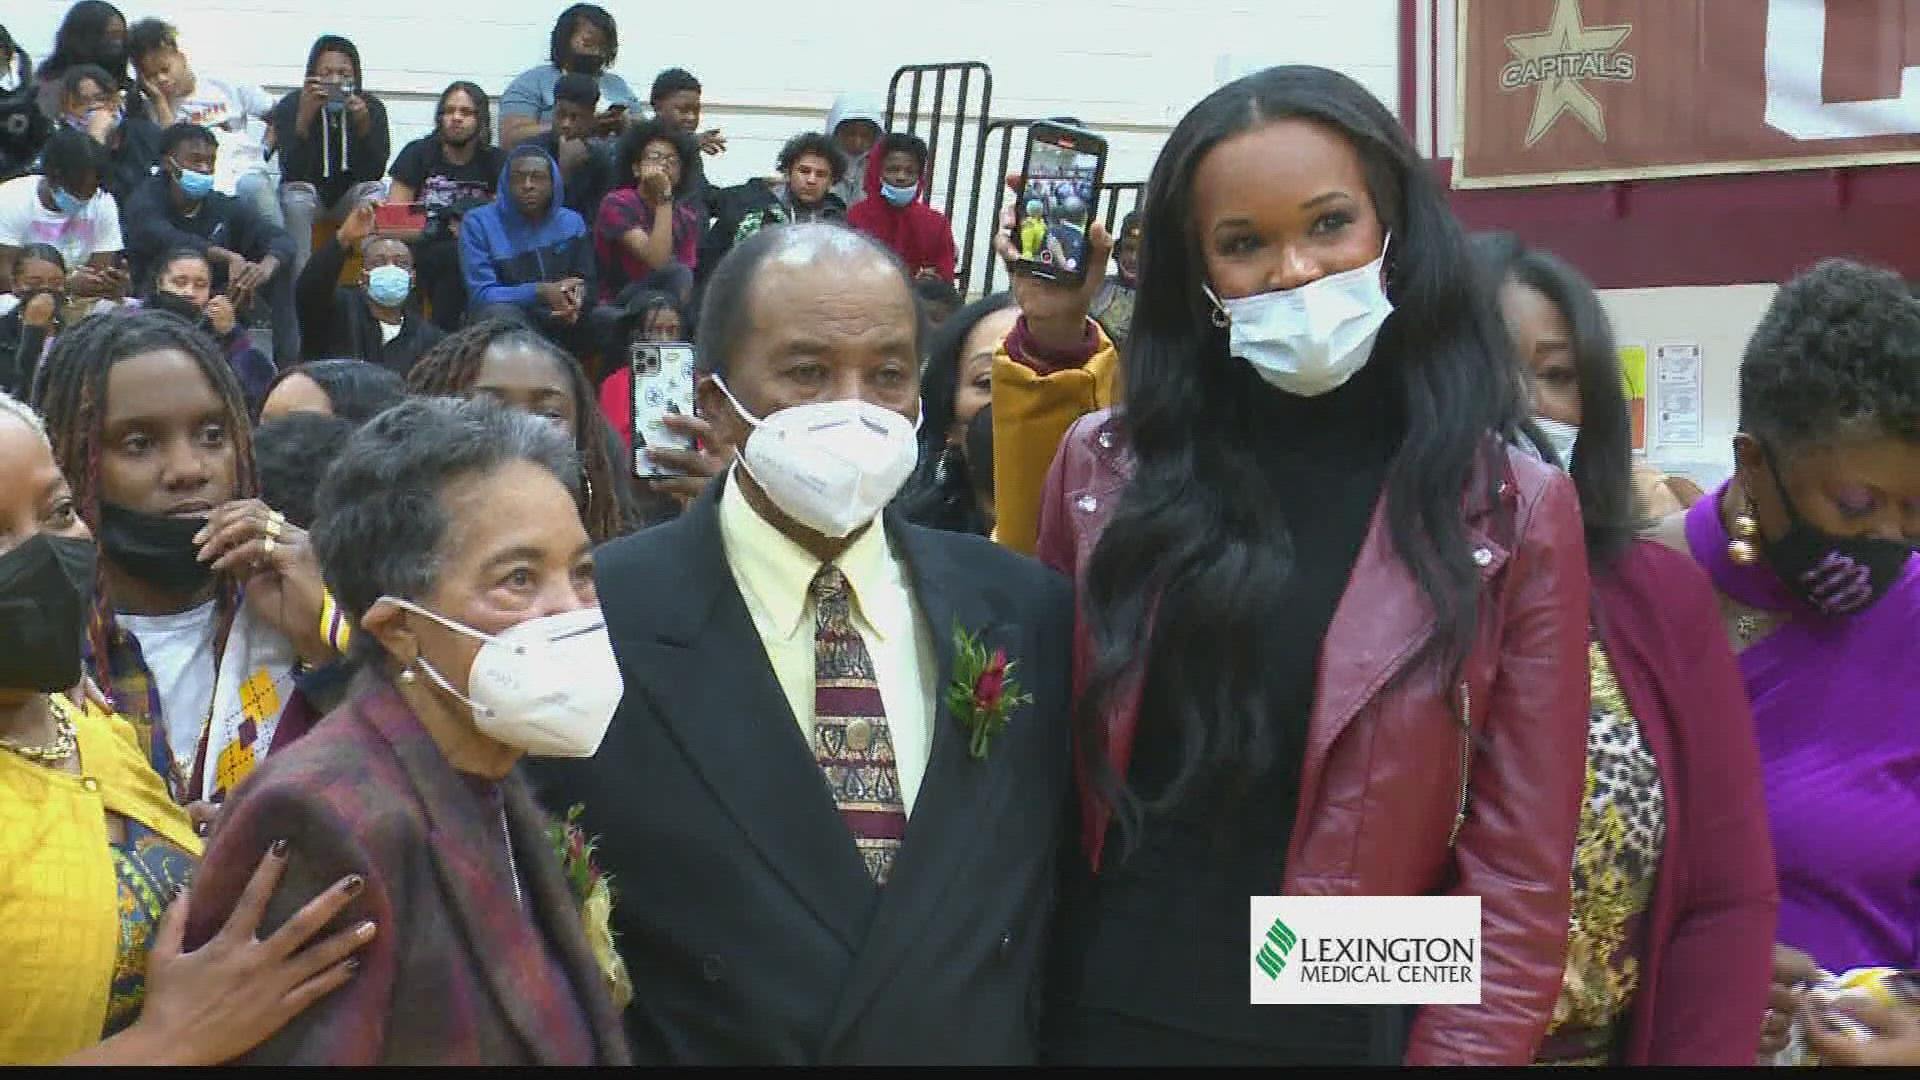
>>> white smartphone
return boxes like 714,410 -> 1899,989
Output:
631,341 -> 698,479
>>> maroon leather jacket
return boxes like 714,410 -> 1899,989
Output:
1035,410 -> 1591,1065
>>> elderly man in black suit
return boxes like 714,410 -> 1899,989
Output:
531,221 -> 1074,1065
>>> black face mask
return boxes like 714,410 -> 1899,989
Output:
97,501 -> 214,596
0,533 -> 96,692
566,50 -> 606,75
1759,445 -> 1916,616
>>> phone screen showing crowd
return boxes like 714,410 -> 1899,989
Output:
1017,136 -> 1100,277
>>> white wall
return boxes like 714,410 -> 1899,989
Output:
7,0 -> 1400,190
1599,284 -> 1776,486
9,0 -> 1401,287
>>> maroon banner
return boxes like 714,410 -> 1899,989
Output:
1456,0 -> 1920,188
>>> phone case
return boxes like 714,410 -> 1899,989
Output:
1011,123 -> 1108,286
374,202 -> 427,231
631,343 -> 698,479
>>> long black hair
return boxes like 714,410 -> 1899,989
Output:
895,292 -> 1013,535
1079,65 -> 1527,837
548,4 -> 617,69
1473,232 -> 1638,568
44,2 -> 126,85
304,34 -> 363,88
436,80 -> 493,149
407,317 -> 634,543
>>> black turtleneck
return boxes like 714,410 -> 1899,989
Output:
1044,355 -> 1405,1066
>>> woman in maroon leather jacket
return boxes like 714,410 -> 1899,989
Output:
1031,66 -> 1590,1066
1477,234 -> 1775,1065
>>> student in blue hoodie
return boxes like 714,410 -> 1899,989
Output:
457,143 -> 594,353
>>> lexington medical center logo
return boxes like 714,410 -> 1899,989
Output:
1250,896 -> 1482,1006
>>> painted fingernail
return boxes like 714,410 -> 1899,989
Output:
270,837 -> 290,857
355,920 -> 376,938
343,874 -> 364,895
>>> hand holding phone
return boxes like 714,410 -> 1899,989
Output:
631,342 -> 698,480
993,193 -> 1114,354
1008,121 -> 1108,287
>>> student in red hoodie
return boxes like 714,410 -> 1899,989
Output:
847,131 -> 956,283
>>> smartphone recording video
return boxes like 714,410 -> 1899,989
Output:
1011,122 -> 1108,285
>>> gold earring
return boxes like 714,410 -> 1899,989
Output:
1728,496 -> 1763,566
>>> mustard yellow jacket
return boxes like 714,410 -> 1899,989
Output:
990,326 -> 1121,556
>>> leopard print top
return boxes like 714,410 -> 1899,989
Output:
1535,641 -> 1668,1067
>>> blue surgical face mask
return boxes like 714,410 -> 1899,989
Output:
66,105 -> 123,131
173,163 -> 215,200
880,181 -> 918,208
50,183 -> 90,214
365,263 -> 412,307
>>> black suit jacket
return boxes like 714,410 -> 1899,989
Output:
529,485 -> 1075,1064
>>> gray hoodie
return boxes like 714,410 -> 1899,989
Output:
824,92 -> 885,210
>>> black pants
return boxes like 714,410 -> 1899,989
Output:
416,235 -> 469,331
260,264 -> 299,370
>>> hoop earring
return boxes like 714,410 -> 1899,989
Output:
1209,306 -> 1229,329
1728,495 -> 1763,566
396,666 -> 417,685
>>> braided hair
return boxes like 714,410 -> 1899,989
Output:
406,318 -> 631,542
30,310 -> 257,706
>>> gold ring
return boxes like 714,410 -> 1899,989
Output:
263,536 -> 276,557
265,512 -> 284,539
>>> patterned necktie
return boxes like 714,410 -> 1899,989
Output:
810,563 -> 907,885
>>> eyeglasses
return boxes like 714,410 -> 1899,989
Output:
640,151 -> 678,166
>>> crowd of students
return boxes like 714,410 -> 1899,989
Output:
1,1 -> 1917,1069
0,3 -> 962,416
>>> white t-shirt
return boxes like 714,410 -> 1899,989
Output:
172,77 -> 279,195
0,175 -> 124,271
378,318 -> 403,344
119,600 -> 220,772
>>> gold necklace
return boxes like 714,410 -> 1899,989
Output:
0,697 -> 79,764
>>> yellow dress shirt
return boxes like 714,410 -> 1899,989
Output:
718,474 -> 939,816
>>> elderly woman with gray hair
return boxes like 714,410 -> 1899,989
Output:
177,396 -> 632,1065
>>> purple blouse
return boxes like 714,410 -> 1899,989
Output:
1686,484 -> 1920,972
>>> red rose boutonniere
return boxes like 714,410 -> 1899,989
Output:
947,624 -> 1031,760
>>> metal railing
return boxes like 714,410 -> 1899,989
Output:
885,62 -> 993,288
1097,182 -> 1145,234
885,62 -> 1145,295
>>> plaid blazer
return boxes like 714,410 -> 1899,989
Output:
182,676 -> 631,1065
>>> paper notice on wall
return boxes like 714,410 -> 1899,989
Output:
1653,343 -> 1704,448
1619,344 -> 1648,452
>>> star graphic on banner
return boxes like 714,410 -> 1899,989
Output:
1505,0 -> 1633,146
